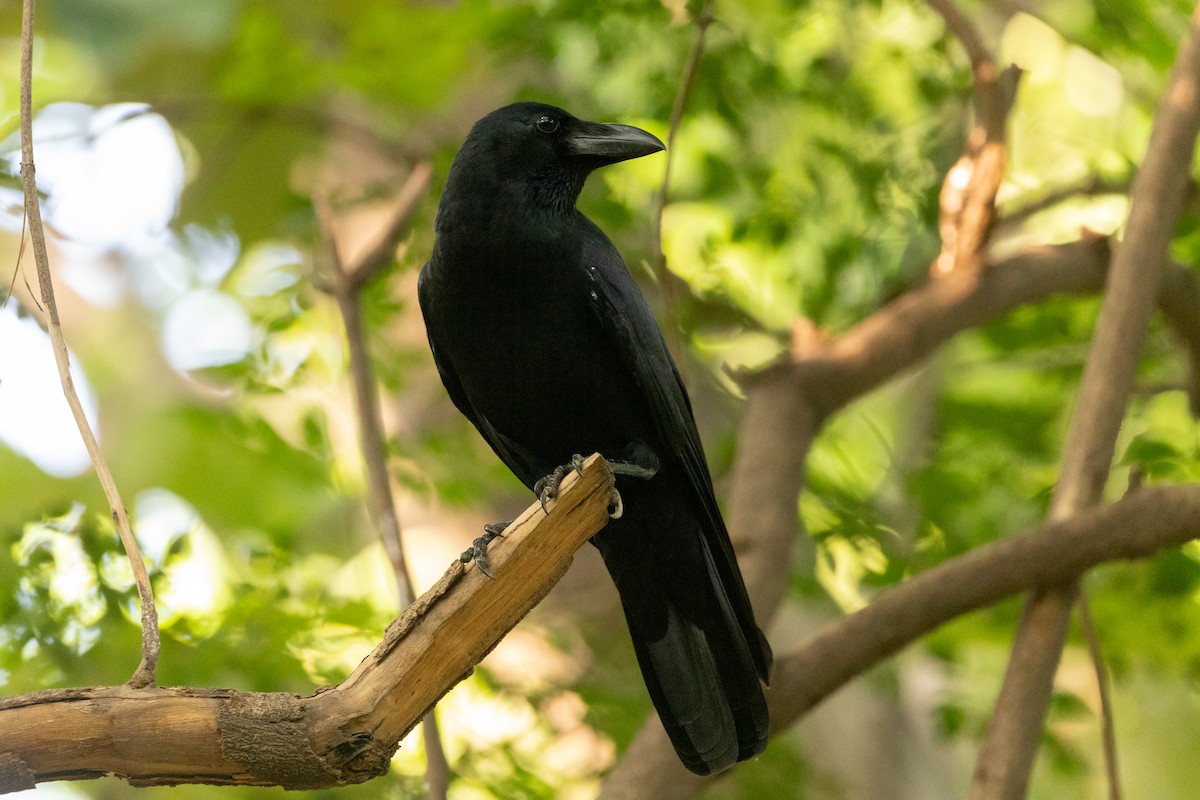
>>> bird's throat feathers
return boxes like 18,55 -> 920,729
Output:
436,156 -> 588,236
529,163 -> 588,214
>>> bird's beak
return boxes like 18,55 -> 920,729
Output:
565,121 -> 665,165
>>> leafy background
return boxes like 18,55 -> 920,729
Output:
2,0 -> 1199,798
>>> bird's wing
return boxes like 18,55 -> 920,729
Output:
579,223 -> 770,680
418,265 -> 545,489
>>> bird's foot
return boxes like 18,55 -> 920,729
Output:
459,520 -> 511,579
534,454 -> 586,513
607,488 -> 624,519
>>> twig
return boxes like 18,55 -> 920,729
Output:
18,0 -> 159,689
314,169 -> 449,798
926,0 -> 1006,138
649,0 -> 715,360
345,161 -> 433,292
1078,593 -> 1122,800
315,194 -> 418,604
1157,259 -> 1200,415
152,97 -> 425,170
971,4 -> 1200,798
996,175 -> 1131,233
2,213 -> 27,308
927,0 -> 1010,275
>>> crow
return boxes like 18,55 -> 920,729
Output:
418,102 -> 770,775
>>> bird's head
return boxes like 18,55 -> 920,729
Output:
443,102 -> 665,216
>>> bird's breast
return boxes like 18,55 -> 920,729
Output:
427,248 -> 653,459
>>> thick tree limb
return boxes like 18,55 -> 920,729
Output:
0,456 -> 614,794
599,239 -> 1101,798
771,485 -> 1200,728
787,238 -> 1110,418
971,5 -> 1200,798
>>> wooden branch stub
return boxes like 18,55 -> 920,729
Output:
0,455 -> 614,793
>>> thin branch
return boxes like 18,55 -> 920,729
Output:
1157,260 -> 1200,415
151,97 -> 425,170
2,213 -> 27,308
314,190 -> 418,603
314,168 -> 447,797
996,175 -> 1132,233
0,458 -> 615,794
927,0 -> 1011,275
649,0 -> 715,360
972,4 -> 1200,797
345,160 -> 434,291
18,0 -> 159,689
1078,593 -> 1122,800
926,0 -> 1007,139
785,237 -> 1112,417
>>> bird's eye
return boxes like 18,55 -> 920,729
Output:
536,116 -> 559,134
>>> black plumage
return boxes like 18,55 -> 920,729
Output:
418,102 -> 770,775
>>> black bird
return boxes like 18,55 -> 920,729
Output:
418,102 -> 770,775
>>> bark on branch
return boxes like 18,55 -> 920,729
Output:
0,456 -> 614,794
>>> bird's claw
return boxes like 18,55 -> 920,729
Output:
534,454 -> 586,513
459,520 -> 511,579
607,488 -> 623,519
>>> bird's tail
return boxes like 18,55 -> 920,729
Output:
594,480 -> 770,775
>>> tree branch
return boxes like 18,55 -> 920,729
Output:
927,0 -> 1011,275
1158,260 -> 1200,414
0,456 -> 614,794
995,175 -> 1131,234
343,160 -> 433,292
314,164 -> 444,795
649,0 -> 715,360
771,485 -> 1200,729
971,5 -> 1200,798
18,0 -> 160,689
598,238 -> 1106,799
1078,595 -> 1122,800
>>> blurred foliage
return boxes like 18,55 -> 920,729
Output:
2,0 -> 1200,799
